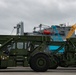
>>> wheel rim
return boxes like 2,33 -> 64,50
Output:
36,57 -> 46,67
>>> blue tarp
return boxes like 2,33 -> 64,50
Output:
49,46 -> 64,53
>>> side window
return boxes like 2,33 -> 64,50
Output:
12,43 -> 15,49
27,42 -> 31,51
7,45 -> 12,51
7,43 -> 15,51
34,45 -> 39,48
17,42 -> 23,49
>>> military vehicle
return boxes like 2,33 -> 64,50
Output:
0,22 -> 76,72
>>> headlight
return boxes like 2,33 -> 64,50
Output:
1,56 -> 8,60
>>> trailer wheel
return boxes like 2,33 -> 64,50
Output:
49,55 -> 58,69
59,60 -> 68,67
49,64 -> 58,69
0,67 -> 7,69
30,53 -> 50,72
0,61 -> 7,69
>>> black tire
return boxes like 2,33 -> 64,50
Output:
0,67 -> 7,69
59,60 -> 68,67
0,61 -> 7,69
30,53 -> 50,72
49,55 -> 58,69
49,64 -> 58,69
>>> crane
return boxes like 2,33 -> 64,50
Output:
66,24 -> 76,39
51,25 -> 63,41
49,25 -> 64,53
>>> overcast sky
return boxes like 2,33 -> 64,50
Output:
0,0 -> 76,35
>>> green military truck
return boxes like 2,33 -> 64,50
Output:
0,34 -> 76,72
0,34 -> 58,72
0,22 -> 76,72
